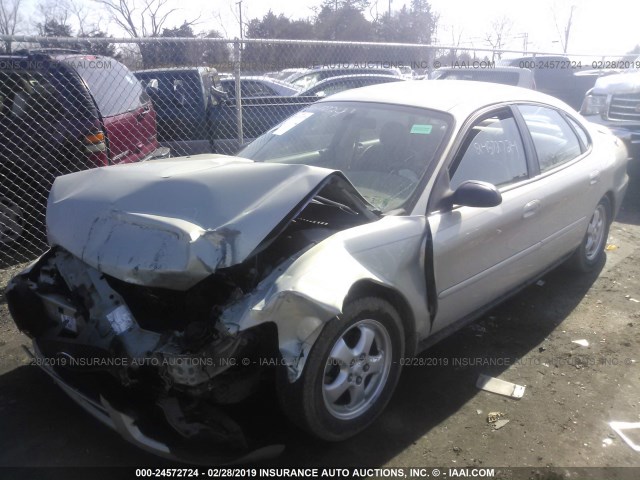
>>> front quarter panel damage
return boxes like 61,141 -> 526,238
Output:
221,215 -> 431,382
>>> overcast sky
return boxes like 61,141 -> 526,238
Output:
210,0 -> 639,56
21,0 -> 640,57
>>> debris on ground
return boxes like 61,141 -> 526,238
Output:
492,419 -> 510,430
476,374 -> 525,398
571,339 -> 590,347
487,412 -> 506,423
606,244 -> 618,251
610,422 -> 640,452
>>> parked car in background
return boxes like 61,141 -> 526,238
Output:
219,76 -> 301,99
581,68 -> 640,169
134,67 -> 225,157
7,81 -> 628,462
296,73 -> 405,97
0,51 -> 168,248
286,65 -> 403,90
498,55 -> 604,109
136,66 -> 317,155
266,68 -> 307,81
212,75 -> 406,153
430,66 -> 535,88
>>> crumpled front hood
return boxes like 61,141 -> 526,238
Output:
591,71 -> 640,95
47,155 -> 337,290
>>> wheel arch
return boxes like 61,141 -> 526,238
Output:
344,279 -> 418,357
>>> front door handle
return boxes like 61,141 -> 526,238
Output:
523,200 -> 541,218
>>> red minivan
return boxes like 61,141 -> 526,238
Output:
65,54 -> 170,165
1,52 -> 169,250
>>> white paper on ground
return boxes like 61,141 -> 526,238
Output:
476,374 -> 525,398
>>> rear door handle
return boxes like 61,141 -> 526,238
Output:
523,200 -> 541,218
589,170 -> 600,185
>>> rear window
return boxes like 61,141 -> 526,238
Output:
135,71 -> 202,108
434,70 -> 520,86
71,58 -> 148,117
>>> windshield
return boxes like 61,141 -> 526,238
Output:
238,101 -> 452,213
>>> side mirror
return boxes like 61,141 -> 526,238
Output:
443,180 -> 502,210
144,78 -> 158,97
210,85 -> 229,105
173,79 -> 186,107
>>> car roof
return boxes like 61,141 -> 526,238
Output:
135,67 -> 215,75
220,75 -> 294,85
320,79 -> 574,117
0,52 -> 111,62
435,66 -> 531,73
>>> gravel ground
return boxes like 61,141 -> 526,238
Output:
0,175 -> 639,479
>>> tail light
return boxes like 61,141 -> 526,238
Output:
83,131 -> 108,167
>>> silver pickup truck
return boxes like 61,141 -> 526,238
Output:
581,68 -> 640,168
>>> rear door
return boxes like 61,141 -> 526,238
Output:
72,57 -> 158,164
516,104 -> 597,261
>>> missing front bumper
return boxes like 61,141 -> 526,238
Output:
25,343 -> 284,465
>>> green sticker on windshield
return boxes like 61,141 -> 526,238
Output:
410,124 -> 433,134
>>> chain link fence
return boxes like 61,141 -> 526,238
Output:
0,35 -> 632,268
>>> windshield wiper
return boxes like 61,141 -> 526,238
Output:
312,195 -> 359,215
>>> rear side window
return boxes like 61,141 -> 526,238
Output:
518,105 -> 582,172
0,70 -> 62,122
72,58 -> 148,117
450,110 -> 528,190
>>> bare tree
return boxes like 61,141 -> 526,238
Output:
553,3 -> 575,53
35,0 -> 73,37
68,0 -> 101,35
0,0 -> 22,53
94,0 -> 200,38
484,16 -> 512,60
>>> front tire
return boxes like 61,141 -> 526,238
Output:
570,197 -> 611,272
278,297 -> 404,441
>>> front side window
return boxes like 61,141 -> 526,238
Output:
518,104 -> 583,172
239,101 -> 452,212
450,110 -> 528,190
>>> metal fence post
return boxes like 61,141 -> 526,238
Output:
234,39 -> 243,148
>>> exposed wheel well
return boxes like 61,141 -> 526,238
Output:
603,191 -> 615,224
344,280 -> 418,357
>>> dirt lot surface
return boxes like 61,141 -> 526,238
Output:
1,175 -> 639,480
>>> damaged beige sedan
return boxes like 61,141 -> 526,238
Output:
6,81 -> 629,462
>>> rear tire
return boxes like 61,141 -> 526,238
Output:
278,297 -> 404,441
569,197 -> 611,272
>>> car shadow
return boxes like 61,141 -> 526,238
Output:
262,261 -> 604,467
615,169 -> 640,226
0,260 -> 603,470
